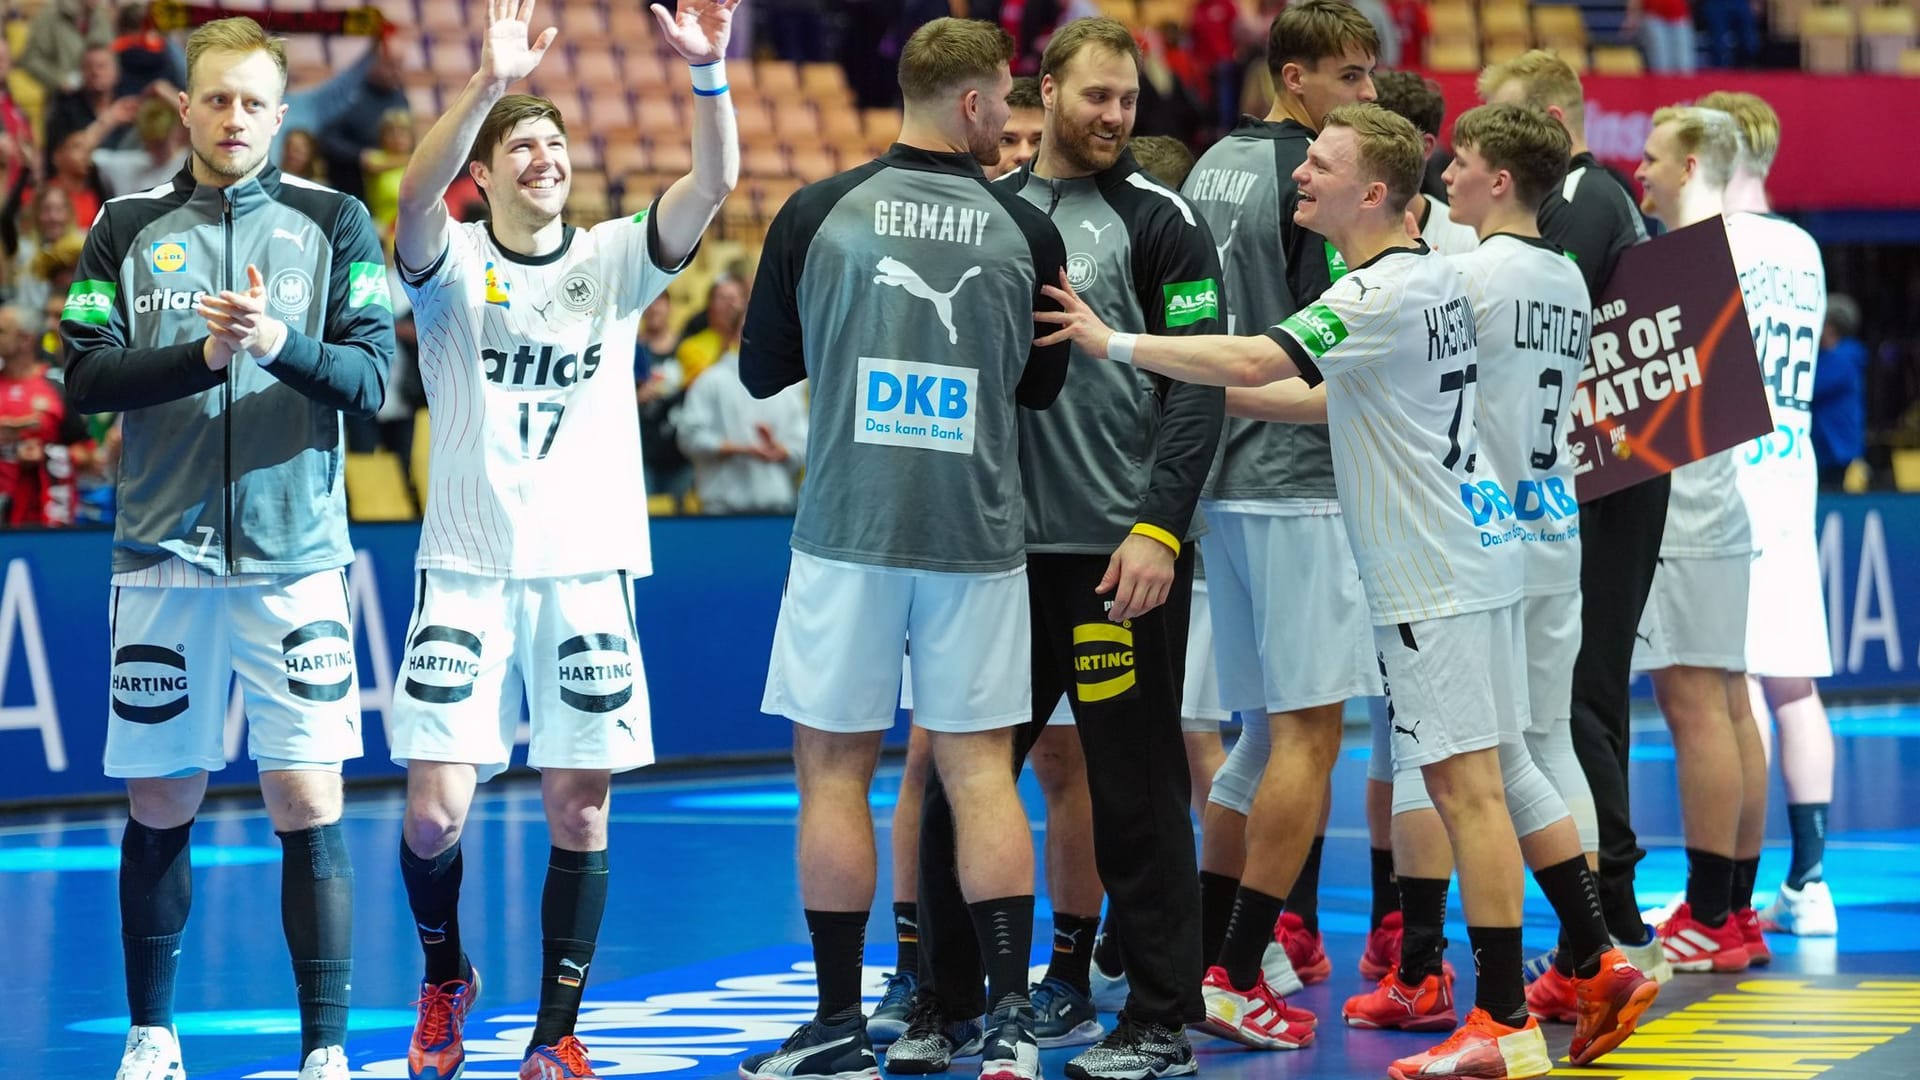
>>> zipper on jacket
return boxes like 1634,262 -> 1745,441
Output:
222,191 -> 235,575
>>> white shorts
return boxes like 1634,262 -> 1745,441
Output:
1377,602 -> 1530,771
1746,532 -> 1833,678
766,551 -> 1030,733
1201,509 -> 1381,715
1524,591 -> 1582,728
1181,577 -> 1230,731
388,569 -> 655,782
1632,555 -> 1751,673
103,569 -> 362,779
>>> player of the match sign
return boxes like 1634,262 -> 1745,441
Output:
1568,216 -> 1773,501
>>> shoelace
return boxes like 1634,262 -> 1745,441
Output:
880,972 -> 914,999
412,984 -> 461,1048
775,1023 -> 819,1053
1096,1013 -> 1153,1052
127,1034 -> 170,1063
548,1036 -> 593,1074
900,993 -> 948,1040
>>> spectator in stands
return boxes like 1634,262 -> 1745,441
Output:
1813,294 -> 1867,491
44,46 -> 145,177
19,0 -> 113,95
315,41 -> 406,200
636,293 -> 694,504
279,128 -> 327,183
0,303 -> 90,528
0,40 -> 37,196
1190,0 -> 1243,130
676,272 -> 750,387
5,185 -> 82,316
1628,0 -> 1697,73
111,2 -> 182,98
91,94 -> 183,197
1137,25 -> 1207,140
361,108 -> 414,243
1389,0 -> 1431,68
674,276 -> 807,515
40,128 -> 108,228
1699,0 -> 1762,68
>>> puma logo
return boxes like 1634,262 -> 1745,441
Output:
1350,276 -> 1380,302
874,256 -> 983,345
1081,220 -> 1113,244
559,958 -> 590,976
1216,218 -> 1238,263
615,718 -> 635,740
1635,631 -> 1654,646
1394,723 -> 1420,743
272,227 -> 308,252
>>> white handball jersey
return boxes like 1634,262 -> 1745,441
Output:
1727,211 -> 1826,549
1419,198 -> 1481,256
1451,234 -> 1591,597
1266,243 -> 1523,624
403,209 -> 687,578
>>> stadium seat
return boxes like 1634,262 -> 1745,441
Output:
1894,448 -> 1920,491
634,96 -> 683,134
1800,4 -> 1858,71
743,141 -> 790,178
757,60 -> 801,96
735,97 -> 776,142
1428,36 -> 1483,72
1430,2 -> 1478,39
1861,3 -> 1918,71
801,62 -> 855,108
569,169 -> 611,222
558,4 -> 608,40
1482,36 -> 1532,63
1903,44 -> 1920,73
1591,44 -> 1647,74
790,146 -> 838,183
625,50 -> 671,91
412,410 -> 431,510
771,100 -> 822,141
819,107 -> 863,143
1480,1 -> 1532,42
346,452 -> 416,522
1533,6 -> 1589,49
862,108 -> 903,142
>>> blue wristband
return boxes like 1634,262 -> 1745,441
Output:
690,59 -> 728,96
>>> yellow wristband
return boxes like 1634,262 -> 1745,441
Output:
1130,522 -> 1181,556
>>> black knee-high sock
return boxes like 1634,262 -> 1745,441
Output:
121,819 -> 193,1028
1732,856 -> 1761,913
530,848 -> 609,1049
1285,836 -> 1325,934
1599,872 -> 1650,945
399,837 -> 468,986
1684,849 -> 1735,927
1787,803 -> 1829,888
1199,871 -> 1238,967
1535,856 -> 1609,979
806,909 -> 868,1023
1043,912 -> 1101,993
279,825 -> 353,1057
1370,848 -> 1398,929
1093,908 -> 1125,976
1397,877 -> 1449,983
892,902 -> 920,977
1468,925 -> 1527,1028
1219,887 -> 1286,991
969,895 -> 1036,1014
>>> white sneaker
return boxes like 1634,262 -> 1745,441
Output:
1089,937 -> 1130,1012
1613,923 -> 1675,985
1259,939 -> 1305,997
1760,881 -> 1839,937
296,1046 -> 348,1080
1640,891 -> 1684,929
115,1026 -> 185,1080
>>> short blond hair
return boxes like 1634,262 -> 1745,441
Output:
1324,103 -> 1423,213
1451,103 -> 1571,210
185,16 -> 288,93
898,17 -> 1016,106
1651,105 -> 1740,189
1128,135 -> 1196,189
1477,49 -> 1583,129
1695,90 -> 1779,177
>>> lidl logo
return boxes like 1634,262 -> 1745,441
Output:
148,241 -> 188,274
347,261 -> 392,311
62,280 -> 117,326
1163,279 -> 1219,328
1280,303 -> 1349,358
484,261 -> 511,308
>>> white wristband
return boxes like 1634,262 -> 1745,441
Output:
690,59 -> 728,96
1107,332 -> 1137,365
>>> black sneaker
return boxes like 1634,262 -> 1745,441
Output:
1064,1014 -> 1197,1080
979,1005 -> 1041,1080
882,992 -> 984,1074
739,1015 -> 879,1080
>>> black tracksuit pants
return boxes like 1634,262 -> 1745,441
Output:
1568,474 -> 1670,928
915,550 -> 1204,1025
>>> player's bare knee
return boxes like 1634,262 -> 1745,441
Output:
127,774 -> 207,830
260,772 -> 342,832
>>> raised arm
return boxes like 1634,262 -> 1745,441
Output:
394,0 -> 558,275
1035,273 -> 1301,387
650,0 -> 743,267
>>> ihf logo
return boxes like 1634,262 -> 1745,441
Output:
854,357 -> 977,456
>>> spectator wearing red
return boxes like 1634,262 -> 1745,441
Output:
0,39 -> 37,194
1389,0 -> 1432,68
1628,0 -> 1696,73
110,2 -> 184,98
1190,0 -> 1241,127
0,305 -> 89,527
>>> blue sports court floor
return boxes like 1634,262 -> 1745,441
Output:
7,702 -> 1920,1080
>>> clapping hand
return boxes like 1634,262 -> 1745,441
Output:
197,264 -> 286,364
